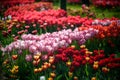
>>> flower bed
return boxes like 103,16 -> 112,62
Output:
1,44 -> 120,80
0,0 -> 35,16
67,0 -> 81,3
79,20 -> 120,55
1,11 -> 119,47
2,28 -> 98,53
0,2 -> 120,79
92,0 -> 120,7
79,20 -> 120,39
0,0 -> 35,8
4,2 -> 53,17
1,9 -> 95,43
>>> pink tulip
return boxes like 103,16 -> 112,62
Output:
85,33 -> 91,39
25,26 -> 30,29
3,28 -> 98,54
18,50 -> 22,54
25,54 -> 33,62
29,45 -> 38,53
41,54 -> 48,61
32,30 -> 37,34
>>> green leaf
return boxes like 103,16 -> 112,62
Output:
56,74 -> 63,80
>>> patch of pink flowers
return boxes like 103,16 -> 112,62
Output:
2,28 -> 98,54
92,17 -> 118,26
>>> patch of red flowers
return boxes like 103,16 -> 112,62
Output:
92,0 -> 120,7
55,45 -> 120,72
4,2 -> 53,17
67,0 -> 81,3
0,0 -> 35,14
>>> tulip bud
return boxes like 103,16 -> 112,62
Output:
89,52 -> 93,54
74,76 -> 78,80
48,63 -> 51,67
12,55 -> 18,60
25,54 -> 32,62
71,45 -> 75,49
33,24 -> 36,28
68,72 -> 73,77
94,61 -> 98,65
49,59 -> 54,64
34,68 -> 38,73
36,52 -> 41,57
48,77 -> 53,80
85,57 -> 90,61
102,67 -> 109,73
41,55 -> 48,61
80,45 -> 86,49
33,59 -> 40,66
42,65 -> 48,70
14,65 -> 19,70
49,56 -> 54,59
3,59 -> 9,65
33,55 -> 40,61
44,62 -> 49,65
93,64 -> 99,70
38,68 -> 42,72
25,26 -> 30,29
85,48 -> 88,51
49,56 -> 54,64
50,72 -> 56,78
32,30 -> 37,34
66,61 -> 71,67
51,65 -> 56,69
85,51 -> 89,54
91,77 -> 96,80
10,65 -> 19,74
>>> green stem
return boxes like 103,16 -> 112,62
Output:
85,64 -> 89,76
65,73 -> 69,80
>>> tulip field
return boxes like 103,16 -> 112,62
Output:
0,0 -> 120,80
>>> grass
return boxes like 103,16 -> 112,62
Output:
53,2 -> 120,19
91,6 -> 120,18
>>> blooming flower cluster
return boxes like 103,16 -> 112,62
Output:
92,19 -> 110,26
4,2 -> 53,17
67,0 -> 81,3
2,44 -> 120,80
0,1 -> 120,80
4,4 -> 94,26
0,0 -> 35,8
41,0 -> 53,2
10,65 -> 19,74
79,21 -> 120,39
55,45 -> 120,69
92,0 -> 120,7
1,13 -> 94,40
78,20 -> 120,54
6,9 -> 67,23
92,17 -> 118,26
2,28 -> 98,53
54,45 -> 120,80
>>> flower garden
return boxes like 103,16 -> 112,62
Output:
0,0 -> 120,80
